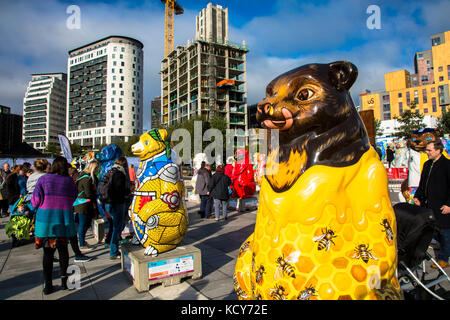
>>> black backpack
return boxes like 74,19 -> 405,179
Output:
97,168 -> 117,203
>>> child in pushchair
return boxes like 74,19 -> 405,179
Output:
394,203 -> 450,300
5,195 -> 35,247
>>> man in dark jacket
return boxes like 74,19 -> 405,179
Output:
414,140 -> 450,268
386,145 -> 395,168
195,161 -> 212,218
208,165 -> 232,221
0,162 -> 11,217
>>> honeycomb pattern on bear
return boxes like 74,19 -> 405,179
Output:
234,148 -> 403,300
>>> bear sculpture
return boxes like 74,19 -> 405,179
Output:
234,61 -> 403,300
130,129 -> 187,256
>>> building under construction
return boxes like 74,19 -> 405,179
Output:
160,3 -> 249,135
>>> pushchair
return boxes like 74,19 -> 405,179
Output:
5,194 -> 35,247
394,203 -> 450,300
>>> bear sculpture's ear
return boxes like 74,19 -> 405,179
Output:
328,61 -> 358,91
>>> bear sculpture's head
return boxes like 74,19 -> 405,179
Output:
256,61 -> 370,192
132,129 -> 171,160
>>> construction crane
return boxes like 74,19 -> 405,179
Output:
161,0 -> 184,57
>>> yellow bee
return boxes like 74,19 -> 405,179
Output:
239,241 -> 251,257
312,227 -> 337,251
233,274 -> 248,299
255,265 -> 266,284
269,284 -> 287,300
274,251 -> 300,280
352,244 -> 378,263
298,285 -> 317,300
380,219 -> 394,242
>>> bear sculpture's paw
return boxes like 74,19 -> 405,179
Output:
144,245 -> 159,256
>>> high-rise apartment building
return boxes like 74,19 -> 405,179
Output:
67,36 -> 144,149
196,3 -> 228,44
22,73 -> 67,151
160,3 -> 248,134
360,30 -> 450,121
151,96 -> 161,129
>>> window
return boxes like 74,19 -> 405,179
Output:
432,97 -> 437,112
399,102 -> 403,115
431,87 -> 436,93
111,113 -> 114,118
111,83 -> 115,88
398,93 -> 402,98
113,61 -> 117,66
111,128 -> 114,133
111,68 -> 115,73
120,91 -> 124,96
438,66 -> 443,72
112,105 -> 116,110
121,62 -> 124,66
422,89 -> 427,104
121,47 -> 125,52
439,76 -> 444,82
414,90 -> 419,104
119,113 -> 122,118
112,120 -> 115,125
120,106 -> 124,110
119,128 -> 122,133
406,91 -> 410,105
424,108 -> 428,113
120,121 -> 124,125
114,47 -> 117,52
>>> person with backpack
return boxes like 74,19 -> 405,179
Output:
74,160 -> 99,251
99,156 -> 131,260
208,165 -> 232,221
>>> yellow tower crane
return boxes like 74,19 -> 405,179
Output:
161,0 -> 184,57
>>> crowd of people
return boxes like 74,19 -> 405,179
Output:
0,156 -> 135,294
195,161 -> 233,221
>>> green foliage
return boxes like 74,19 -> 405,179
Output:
374,119 -> 383,137
437,111 -> 450,135
393,110 -> 425,140
71,142 -> 83,157
165,115 -> 228,159
44,142 -> 60,156
5,216 -> 31,240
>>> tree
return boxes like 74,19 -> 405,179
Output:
393,110 -> 425,140
44,142 -> 60,156
374,119 -> 384,137
437,111 -> 450,135
71,142 -> 83,157
165,115 -> 228,159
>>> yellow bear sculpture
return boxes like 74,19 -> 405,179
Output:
130,129 -> 187,256
234,62 -> 403,300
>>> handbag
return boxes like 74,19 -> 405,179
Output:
228,185 -> 233,196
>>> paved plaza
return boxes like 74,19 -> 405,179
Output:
0,182 -> 448,300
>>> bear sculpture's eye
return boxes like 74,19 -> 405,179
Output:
145,140 -> 150,146
297,88 -> 314,101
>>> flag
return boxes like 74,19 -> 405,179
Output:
58,134 -> 73,163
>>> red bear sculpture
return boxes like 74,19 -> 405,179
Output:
231,149 -> 256,199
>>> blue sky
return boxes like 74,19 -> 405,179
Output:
0,0 -> 449,130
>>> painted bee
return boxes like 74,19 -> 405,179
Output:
253,291 -> 263,300
233,274 -> 248,299
239,241 -> 251,257
298,285 -> 317,300
269,284 -> 287,300
380,218 -> 394,242
352,244 -> 378,263
312,227 -> 337,251
274,251 -> 300,280
255,265 -> 266,284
